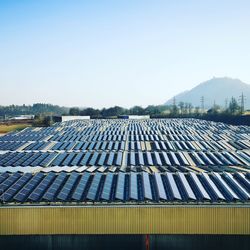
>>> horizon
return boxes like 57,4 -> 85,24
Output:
1,0 -> 250,108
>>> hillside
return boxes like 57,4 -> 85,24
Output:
165,77 -> 250,109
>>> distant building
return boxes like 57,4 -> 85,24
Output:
118,115 -> 150,119
61,115 -> 90,122
10,115 -> 35,120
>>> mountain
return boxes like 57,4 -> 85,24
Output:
165,77 -> 250,109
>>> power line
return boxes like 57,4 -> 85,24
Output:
200,96 -> 204,113
238,93 -> 246,114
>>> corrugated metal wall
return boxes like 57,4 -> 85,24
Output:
0,206 -> 249,235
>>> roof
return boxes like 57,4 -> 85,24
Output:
0,118 -> 249,206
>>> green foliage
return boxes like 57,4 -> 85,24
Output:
0,103 -> 69,117
227,97 -> 241,114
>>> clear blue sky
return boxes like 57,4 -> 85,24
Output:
0,0 -> 250,108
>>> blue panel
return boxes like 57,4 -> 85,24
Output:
42,172 -> 68,201
115,172 -> 126,200
57,172 -> 79,201
154,152 -> 162,166
115,152 -> 123,166
0,172 -> 21,193
98,152 -> 107,166
138,152 -> 144,165
79,152 -> 91,166
71,172 -> 91,201
142,172 -> 152,200
178,172 -> 196,200
130,172 -> 138,200
201,173 -> 225,200
130,152 -> 136,166
154,173 -> 167,200
161,152 -> 171,166
107,152 -> 115,166
101,173 -> 114,201
0,172 -> 9,184
0,173 -> 32,202
166,173 -> 182,200
86,172 -> 102,201
89,152 -> 99,166
29,172 -> 56,201
189,172 -> 210,200
14,173 -> 44,202
146,152 -> 153,166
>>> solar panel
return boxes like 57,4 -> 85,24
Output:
142,172 -> 152,200
234,173 -> 250,192
138,152 -> 144,165
88,152 -> 99,166
61,153 -> 77,166
223,173 -> 250,200
71,172 -> 91,201
14,172 -> 44,202
107,152 -> 115,166
161,152 -> 171,166
201,173 -> 225,200
101,173 -> 114,201
70,152 -> 84,166
0,173 -> 32,202
130,152 -> 136,166
166,173 -> 182,200
178,172 -> 196,200
115,172 -> 126,200
154,152 -> 162,166
189,172 -> 210,200
0,172 -> 9,184
115,152 -> 123,166
130,172 -> 138,200
29,172 -> 56,201
146,152 -> 153,166
57,172 -> 79,201
80,152 -> 91,166
0,172 -> 21,193
154,173 -> 167,200
43,172 -> 68,201
212,172 -> 239,200
98,152 -> 107,166
86,172 -> 102,201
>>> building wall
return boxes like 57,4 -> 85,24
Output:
61,116 -> 90,122
0,206 -> 249,235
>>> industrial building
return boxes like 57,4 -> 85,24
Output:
0,119 -> 249,249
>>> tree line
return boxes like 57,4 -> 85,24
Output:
68,97 -> 246,118
0,103 -> 69,118
0,97 -> 247,120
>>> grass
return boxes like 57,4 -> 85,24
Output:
0,123 -> 31,134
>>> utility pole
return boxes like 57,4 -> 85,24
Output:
200,96 -> 205,113
225,98 -> 228,110
173,97 -> 176,107
238,93 -> 246,114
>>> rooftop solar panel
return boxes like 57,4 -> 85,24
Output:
142,172 -> 152,200
71,172 -> 91,201
14,172 -> 44,202
101,173 -> 114,201
29,172 -> 56,201
115,172 -> 126,200
43,172 -> 68,201
86,172 -> 102,201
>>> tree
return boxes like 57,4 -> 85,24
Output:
69,107 -> 80,116
129,106 -> 145,115
178,102 -> 185,115
228,97 -> 240,114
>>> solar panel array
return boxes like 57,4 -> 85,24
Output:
0,171 -> 249,203
0,118 -> 249,204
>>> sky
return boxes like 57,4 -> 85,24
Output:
0,0 -> 250,108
